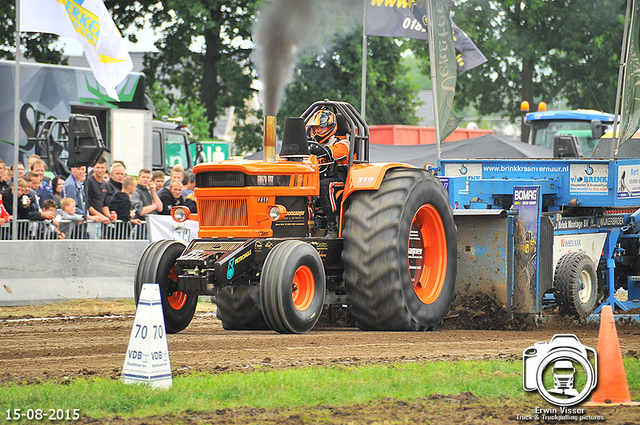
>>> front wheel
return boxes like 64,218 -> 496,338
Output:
554,252 -> 597,320
260,240 -> 326,334
135,240 -> 198,333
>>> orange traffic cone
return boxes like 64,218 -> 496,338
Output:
587,305 -> 636,405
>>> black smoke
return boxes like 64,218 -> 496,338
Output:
253,0 -> 315,117
252,0 -> 362,117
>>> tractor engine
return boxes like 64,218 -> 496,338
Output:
171,116 -> 338,299
194,158 -> 319,239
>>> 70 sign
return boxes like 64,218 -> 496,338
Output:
135,324 -> 164,339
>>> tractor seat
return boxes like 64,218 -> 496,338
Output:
335,114 -> 349,138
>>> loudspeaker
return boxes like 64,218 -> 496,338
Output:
67,114 -> 107,168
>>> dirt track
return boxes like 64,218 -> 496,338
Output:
1,306 -> 639,424
0,312 -> 623,383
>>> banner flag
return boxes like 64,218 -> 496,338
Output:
619,0 -> 640,146
20,0 -> 133,101
427,0 -> 457,142
365,0 -> 487,73
448,22 -> 488,73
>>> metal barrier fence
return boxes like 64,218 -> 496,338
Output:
0,219 -> 149,240
0,239 -> 150,306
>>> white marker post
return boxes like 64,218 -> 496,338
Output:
121,283 -> 172,389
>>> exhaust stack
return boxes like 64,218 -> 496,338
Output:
263,116 -> 277,162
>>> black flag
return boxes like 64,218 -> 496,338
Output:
364,0 -> 487,73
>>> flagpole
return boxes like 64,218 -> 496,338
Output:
613,0 -> 634,158
361,0 -> 367,119
426,0 -> 442,163
12,0 -> 21,240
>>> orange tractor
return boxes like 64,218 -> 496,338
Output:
135,100 -> 457,334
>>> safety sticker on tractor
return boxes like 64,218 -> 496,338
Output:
569,164 -> 608,195
617,164 -> 640,199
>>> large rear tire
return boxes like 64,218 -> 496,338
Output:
216,285 -> 270,330
554,252 -> 597,320
260,240 -> 326,334
342,168 -> 457,330
135,240 -> 198,333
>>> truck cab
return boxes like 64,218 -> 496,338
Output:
524,109 -> 615,157
151,120 -> 193,174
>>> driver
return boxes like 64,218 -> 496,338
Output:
307,109 -> 350,237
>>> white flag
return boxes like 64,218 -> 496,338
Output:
20,0 -> 133,101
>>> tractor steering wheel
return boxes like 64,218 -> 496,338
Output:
307,141 -> 335,174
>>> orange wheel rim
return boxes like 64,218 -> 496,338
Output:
167,266 -> 187,310
292,265 -> 315,311
409,204 -> 447,304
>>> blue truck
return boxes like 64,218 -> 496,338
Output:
524,109 -> 615,157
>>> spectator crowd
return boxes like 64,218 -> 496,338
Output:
0,154 -> 197,239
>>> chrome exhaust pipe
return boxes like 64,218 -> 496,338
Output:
264,115 -> 276,162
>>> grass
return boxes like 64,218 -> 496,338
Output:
2,359 -> 639,421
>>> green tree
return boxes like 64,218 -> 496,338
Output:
1,2 -> 66,63
277,29 -> 420,129
147,81 -> 211,141
143,0 -> 258,139
413,0 -> 625,141
233,108 -> 264,155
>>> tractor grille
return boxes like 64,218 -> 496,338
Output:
199,199 -> 248,227
197,172 -> 292,187
197,172 -> 245,187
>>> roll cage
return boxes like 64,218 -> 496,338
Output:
300,100 -> 370,168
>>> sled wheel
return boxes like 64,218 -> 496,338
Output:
260,240 -> 326,334
342,168 -> 457,330
135,240 -> 197,333
216,285 -> 270,330
554,252 -> 597,320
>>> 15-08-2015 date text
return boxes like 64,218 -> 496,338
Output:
5,409 -> 80,421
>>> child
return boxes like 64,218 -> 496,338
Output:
57,197 -> 84,239
40,199 -> 62,239
109,176 -> 142,225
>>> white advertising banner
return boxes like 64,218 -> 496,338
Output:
553,233 -> 607,271
147,215 -> 199,244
